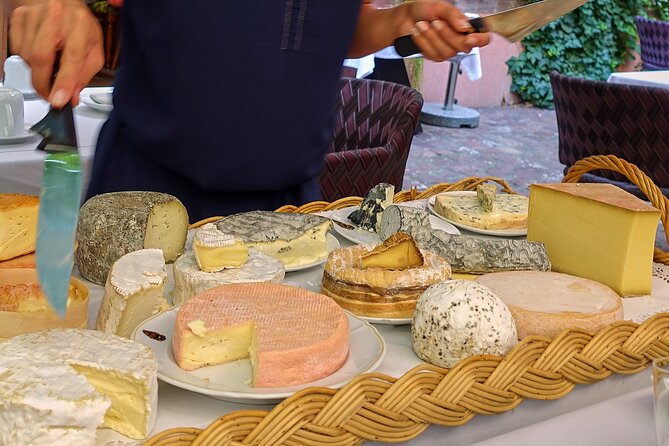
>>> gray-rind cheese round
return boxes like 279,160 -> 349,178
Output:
412,280 -> 518,369
75,192 -> 189,285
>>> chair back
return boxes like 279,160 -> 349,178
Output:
635,16 -> 669,70
550,71 -> 669,196
320,78 -> 423,201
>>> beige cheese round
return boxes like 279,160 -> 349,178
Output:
476,271 -> 624,339
320,244 -> 452,318
434,193 -> 528,230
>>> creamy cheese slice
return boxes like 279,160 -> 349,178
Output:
96,248 -> 168,339
0,194 -> 38,261
193,223 -> 249,272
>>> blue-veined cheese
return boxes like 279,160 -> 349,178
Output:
476,184 -> 497,212
434,192 -> 528,229
348,183 -> 395,232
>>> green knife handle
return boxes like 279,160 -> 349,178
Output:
393,17 -> 486,57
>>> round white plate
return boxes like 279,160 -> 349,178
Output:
427,192 -> 528,237
358,315 -> 412,325
330,205 -> 460,245
132,307 -> 386,404
79,88 -> 113,112
284,233 -> 340,272
0,126 -> 37,145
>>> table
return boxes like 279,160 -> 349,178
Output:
92,225 -> 669,445
607,70 -> 669,90
0,88 -> 108,195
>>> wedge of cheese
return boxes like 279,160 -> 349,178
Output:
192,223 -> 249,272
527,183 -> 660,296
434,192 -> 529,229
360,232 -> 424,270
172,283 -> 349,388
96,249 -> 169,339
212,211 -> 331,269
0,194 -> 38,261
348,183 -> 395,232
476,271 -> 624,339
76,192 -> 189,285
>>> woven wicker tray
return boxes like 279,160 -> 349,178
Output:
145,155 -> 669,446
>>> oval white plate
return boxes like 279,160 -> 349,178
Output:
330,205 -> 460,245
427,192 -> 528,237
80,87 -> 113,112
284,232 -> 340,272
132,307 -> 385,404
357,315 -> 412,325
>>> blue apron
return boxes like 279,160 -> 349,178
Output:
87,0 -> 360,221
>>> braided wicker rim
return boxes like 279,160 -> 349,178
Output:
149,170 -> 669,446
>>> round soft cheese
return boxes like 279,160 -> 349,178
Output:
475,270 -> 624,339
412,280 -> 518,369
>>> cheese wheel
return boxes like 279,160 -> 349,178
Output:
76,192 -> 189,284
173,283 -> 349,388
475,271 -> 624,339
412,280 -> 518,369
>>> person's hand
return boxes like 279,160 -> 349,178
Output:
402,0 -> 490,62
9,0 -> 104,107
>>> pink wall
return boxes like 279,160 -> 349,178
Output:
420,34 -> 523,107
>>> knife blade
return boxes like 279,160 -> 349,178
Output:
394,0 -> 590,57
32,99 -> 81,317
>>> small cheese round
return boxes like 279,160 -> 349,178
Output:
412,280 -> 518,369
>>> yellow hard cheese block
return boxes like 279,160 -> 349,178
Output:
527,183 -> 660,296
360,232 -> 424,270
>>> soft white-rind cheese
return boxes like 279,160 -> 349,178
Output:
172,248 -> 285,305
192,223 -> 249,272
0,329 -> 158,441
412,280 -> 518,368
96,248 -> 169,338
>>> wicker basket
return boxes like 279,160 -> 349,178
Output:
147,156 -> 669,446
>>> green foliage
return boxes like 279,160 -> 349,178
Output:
506,0 -> 645,108
645,0 -> 669,20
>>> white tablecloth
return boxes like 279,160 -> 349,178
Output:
0,88 -> 108,196
93,224 -> 669,445
607,70 -> 669,89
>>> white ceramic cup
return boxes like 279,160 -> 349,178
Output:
0,87 -> 25,138
3,56 -> 34,94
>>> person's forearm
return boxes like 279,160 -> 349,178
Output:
348,3 -> 412,58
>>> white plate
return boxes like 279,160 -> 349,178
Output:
80,88 -> 113,112
284,233 -> 340,272
0,126 -> 37,145
358,315 -> 412,325
427,192 -> 528,237
132,307 -> 386,404
330,205 -> 460,245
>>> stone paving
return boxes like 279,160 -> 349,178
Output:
403,104 -> 564,196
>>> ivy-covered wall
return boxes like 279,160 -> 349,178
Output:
505,0 -> 656,108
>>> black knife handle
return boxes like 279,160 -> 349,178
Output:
393,17 -> 487,57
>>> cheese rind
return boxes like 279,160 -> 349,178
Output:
212,211 -> 331,268
96,248 -> 169,339
476,271 -> 624,339
434,192 -> 528,229
172,248 -> 285,305
0,329 -> 158,440
0,194 -> 39,261
76,192 -> 189,285
173,283 -> 349,388
527,183 -> 660,296
193,224 -> 249,272
412,280 -> 518,368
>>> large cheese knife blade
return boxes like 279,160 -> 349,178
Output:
394,0 -> 590,57
32,101 -> 81,317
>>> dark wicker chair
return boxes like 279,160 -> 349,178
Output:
320,78 -> 424,202
635,16 -> 669,71
550,71 -> 669,197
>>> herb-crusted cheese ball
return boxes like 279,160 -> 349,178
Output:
412,280 -> 518,368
